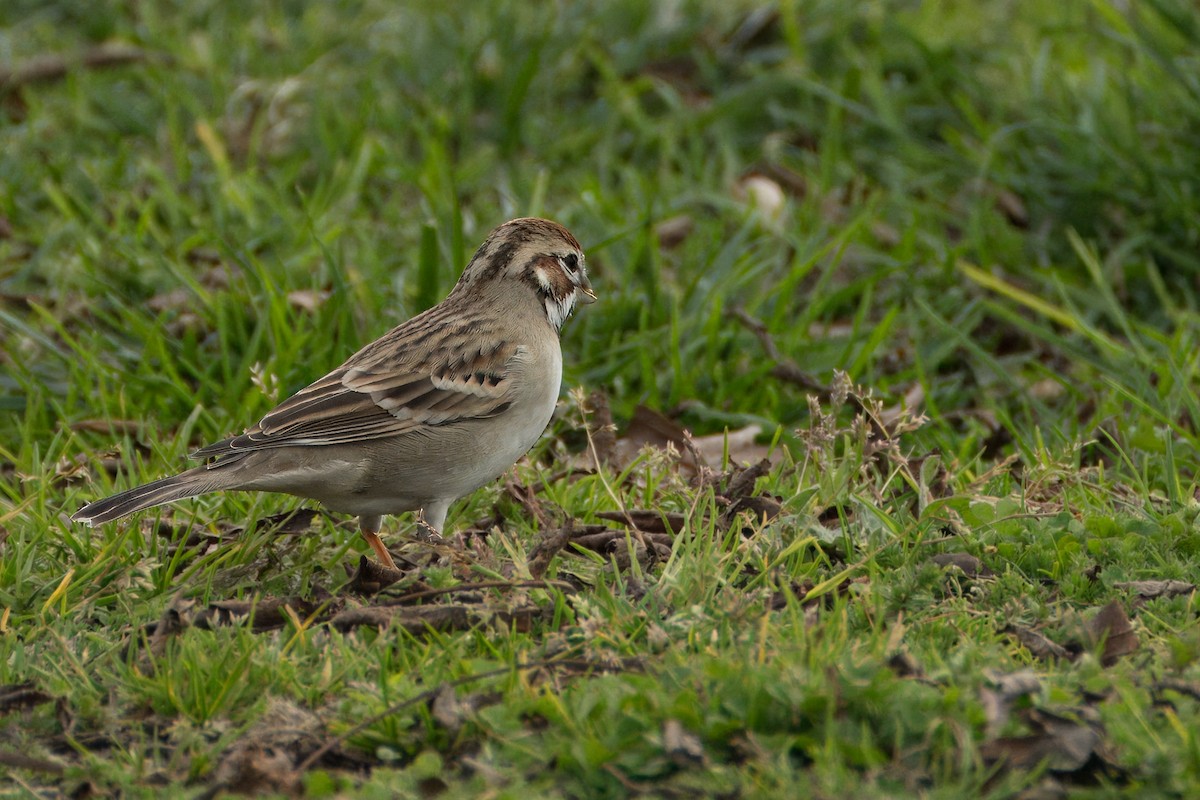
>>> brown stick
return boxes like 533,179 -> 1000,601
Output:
1,44 -> 162,93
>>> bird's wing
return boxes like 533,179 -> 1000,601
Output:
192,338 -> 523,459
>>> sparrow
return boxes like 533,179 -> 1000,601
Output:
73,217 -> 595,570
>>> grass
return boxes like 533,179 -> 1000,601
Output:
4,0 -> 1200,795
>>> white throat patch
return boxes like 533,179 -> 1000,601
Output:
544,292 -> 576,332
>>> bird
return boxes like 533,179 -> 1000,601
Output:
72,217 -> 595,571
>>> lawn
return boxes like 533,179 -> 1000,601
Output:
3,0 -> 1200,796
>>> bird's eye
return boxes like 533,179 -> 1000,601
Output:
561,253 -> 579,273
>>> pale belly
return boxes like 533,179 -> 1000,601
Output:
236,350 -> 562,518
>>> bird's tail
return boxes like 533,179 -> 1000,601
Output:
72,468 -> 218,525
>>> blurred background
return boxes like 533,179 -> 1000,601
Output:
3,0 -> 1199,487
5,3 -> 1200,795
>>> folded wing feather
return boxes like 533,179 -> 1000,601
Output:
191,342 -> 520,461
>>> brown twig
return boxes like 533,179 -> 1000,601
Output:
596,509 -> 685,535
729,307 -> 828,393
503,478 -> 555,529
585,389 -> 618,465
0,749 -> 66,775
576,387 -> 652,563
0,44 -> 163,93
730,307 -> 893,439
380,579 -> 578,605
570,530 -> 673,553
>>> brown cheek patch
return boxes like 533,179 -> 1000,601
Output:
528,256 -> 573,299
533,256 -> 574,298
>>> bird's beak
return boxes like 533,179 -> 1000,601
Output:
578,275 -> 597,304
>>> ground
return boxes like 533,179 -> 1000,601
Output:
3,1 -> 1200,797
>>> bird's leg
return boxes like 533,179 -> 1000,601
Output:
359,514 -> 398,570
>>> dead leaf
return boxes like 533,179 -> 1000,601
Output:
1084,601 -> 1138,666
208,698 -> 322,798
615,405 -> 695,466
655,215 -> 694,249
212,744 -> 301,797
285,289 -> 329,313
1114,579 -> 1194,604
981,707 -> 1102,773
1005,624 -> 1074,662
693,424 -> 768,466
981,669 -> 1042,736
498,606 -> 547,634
588,404 -> 772,478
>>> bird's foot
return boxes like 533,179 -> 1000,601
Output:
360,528 -> 399,571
